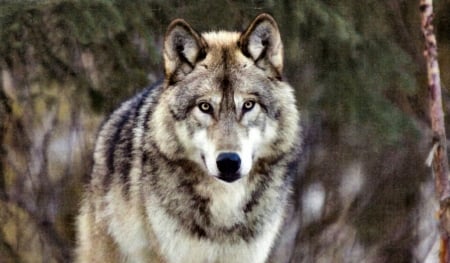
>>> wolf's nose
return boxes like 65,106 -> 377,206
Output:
216,152 -> 241,175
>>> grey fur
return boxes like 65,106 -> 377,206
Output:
76,13 -> 302,263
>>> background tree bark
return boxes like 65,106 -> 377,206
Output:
420,0 -> 450,262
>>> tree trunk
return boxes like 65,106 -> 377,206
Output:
420,0 -> 450,262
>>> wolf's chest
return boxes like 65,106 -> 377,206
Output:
145,199 -> 282,263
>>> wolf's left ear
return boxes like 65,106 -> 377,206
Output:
164,19 -> 207,83
239,14 -> 283,78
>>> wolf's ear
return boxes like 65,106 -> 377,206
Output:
163,19 -> 207,83
239,14 -> 283,78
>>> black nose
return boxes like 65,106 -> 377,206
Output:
216,152 -> 241,182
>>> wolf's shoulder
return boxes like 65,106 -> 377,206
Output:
96,81 -> 163,136
89,81 -> 163,188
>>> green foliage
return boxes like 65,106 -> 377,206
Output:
0,0 -> 163,112
272,0 -> 419,146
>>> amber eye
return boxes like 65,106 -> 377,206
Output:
198,102 -> 213,114
243,100 -> 255,112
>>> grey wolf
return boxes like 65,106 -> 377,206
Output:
75,13 -> 301,263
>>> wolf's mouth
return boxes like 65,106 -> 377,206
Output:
217,173 -> 241,183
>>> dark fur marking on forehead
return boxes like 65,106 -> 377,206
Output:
221,75 -> 230,88
218,48 -> 238,117
219,75 -> 236,114
221,47 -> 231,70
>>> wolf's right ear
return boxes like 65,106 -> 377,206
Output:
163,19 -> 207,84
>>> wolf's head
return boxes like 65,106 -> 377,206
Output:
151,14 -> 300,183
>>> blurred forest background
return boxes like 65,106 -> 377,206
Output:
1,0 -> 450,262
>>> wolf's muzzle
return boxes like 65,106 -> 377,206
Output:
216,152 -> 241,183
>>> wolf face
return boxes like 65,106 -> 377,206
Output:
151,14 -> 297,183
176,74 -> 279,183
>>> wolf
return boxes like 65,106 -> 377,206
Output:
75,13 -> 301,263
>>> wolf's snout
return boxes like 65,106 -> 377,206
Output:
216,152 -> 241,182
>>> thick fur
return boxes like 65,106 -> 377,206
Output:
75,13 -> 301,263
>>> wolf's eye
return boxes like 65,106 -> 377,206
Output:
242,100 -> 255,112
198,102 -> 213,114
